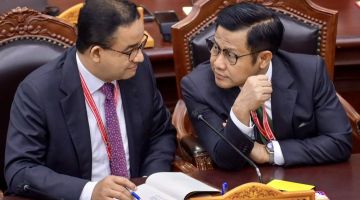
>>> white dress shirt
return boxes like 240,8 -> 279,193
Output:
76,53 -> 130,200
230,61 -> 285,165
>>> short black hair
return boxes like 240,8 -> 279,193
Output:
76,0 -> 140,53
216,2 -> 284,59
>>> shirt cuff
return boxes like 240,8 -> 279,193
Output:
272,141 -> 285,165
79,181 -> 98,200
230,109 -> 255,139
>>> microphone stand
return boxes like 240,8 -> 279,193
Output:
197,114 -> 263,183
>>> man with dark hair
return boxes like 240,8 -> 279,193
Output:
5,0 -> 176,199
181,2 -> 351,170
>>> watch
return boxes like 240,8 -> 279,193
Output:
265,142 -> 275,165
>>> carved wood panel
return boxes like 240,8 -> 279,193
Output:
0,7 -> 76,48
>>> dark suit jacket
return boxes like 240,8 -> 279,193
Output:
5,47 -> 176,199
181,50 -> 352,170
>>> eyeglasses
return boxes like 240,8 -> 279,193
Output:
106,34 -> 148,61
206,38 -> 263,65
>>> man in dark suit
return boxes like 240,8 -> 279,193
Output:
5,0 -> 176,199
181,2 -> 351,170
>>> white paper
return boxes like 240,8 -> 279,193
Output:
136,172 -> 219,200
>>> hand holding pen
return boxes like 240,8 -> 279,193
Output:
92,175 -> 140,200
126,187 -> 141,200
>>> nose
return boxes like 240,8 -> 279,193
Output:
132,50 -> 144,63
212,52 -> 227,70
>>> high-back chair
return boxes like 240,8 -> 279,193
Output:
171,0 -> 360,172
0,0 -> 60,16
0,7 -> 76,192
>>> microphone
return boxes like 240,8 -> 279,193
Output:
192,110 -> 263,183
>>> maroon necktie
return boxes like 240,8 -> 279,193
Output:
101,83 -> 128,177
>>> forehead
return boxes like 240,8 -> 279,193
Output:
110,19 -> 144,47
214,26 -> 249,51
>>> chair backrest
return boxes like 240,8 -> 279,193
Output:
0,7 -> 76,191
0,0 -> 46,15
172,0 -> 338,98
0,0 -> 60,16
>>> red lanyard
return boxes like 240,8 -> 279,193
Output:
79,74 -> 120,160
250,105 -> 276,141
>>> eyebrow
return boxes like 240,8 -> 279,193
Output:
122,36 -> 145,52
122,43 -> 140,52
213,39 -> 239,53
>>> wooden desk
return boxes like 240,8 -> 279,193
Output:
312,0 -> 360,67
190,154 -> 360,200
4,154 -> 360,200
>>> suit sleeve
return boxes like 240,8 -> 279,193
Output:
181,74 -> 254,170
139,57 -> 176,176
5,81 -> 87,200
279,57 -> 352,166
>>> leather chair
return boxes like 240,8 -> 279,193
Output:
171,0 -> 360,172
0,0 -> 59,16
0,7 -> 76,193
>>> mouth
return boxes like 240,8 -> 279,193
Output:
214,72 -> 227,80
127,65 -> 137,71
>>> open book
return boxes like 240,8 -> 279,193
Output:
135,172 -> 220,200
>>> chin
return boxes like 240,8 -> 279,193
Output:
121,72 -> 137,80
215,79 -> 232,89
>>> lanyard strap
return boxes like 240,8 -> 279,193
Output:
79,74 -> 119,160
250,105 -> 276,141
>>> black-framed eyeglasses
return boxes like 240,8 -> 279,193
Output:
106,34 -> 148,61
206,37 -> 264,65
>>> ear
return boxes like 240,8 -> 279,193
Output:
89,46 -> 102,63
258,50 -> 273,70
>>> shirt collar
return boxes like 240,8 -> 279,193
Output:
76,52 -> 117,94
266,61 -> 273,81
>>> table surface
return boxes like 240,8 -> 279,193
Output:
4,154 -> 360,200
48,0 -> 192,59
312,0 -> 360,46
47,0 -> 360,43
189,154 -> 360,200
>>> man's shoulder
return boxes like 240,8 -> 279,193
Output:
276,50 -> 322,67
22,47 -> 74,89
182,60 -> 213,84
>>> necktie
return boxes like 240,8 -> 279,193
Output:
101,83 -> 128,177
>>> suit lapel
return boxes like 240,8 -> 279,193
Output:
271,55 -> 297,140
118,79 -> 142,177
59,48 -> 92,179
224,87 -> 240,109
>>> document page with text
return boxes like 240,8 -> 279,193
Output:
136,172 -> 220,200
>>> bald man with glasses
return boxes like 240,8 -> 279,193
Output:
181,2 -> 351,170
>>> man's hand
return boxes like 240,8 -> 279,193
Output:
232,75 -> 272,125
250,142 -> 270,164
91,175 -> 136,200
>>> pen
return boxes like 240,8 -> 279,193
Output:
126,188 -> 141,200
221,182 -> 228,195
